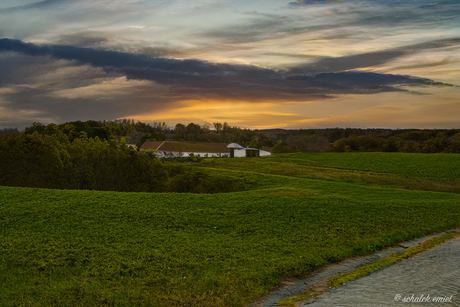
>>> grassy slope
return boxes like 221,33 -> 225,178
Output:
1,153 -> 460,306
195,152 -> 460,192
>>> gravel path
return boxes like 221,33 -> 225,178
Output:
261,230 -> 459,307
304,238 -> 460,307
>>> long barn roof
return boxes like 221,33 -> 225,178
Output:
141,141 -> 230,153
141,141 -> 164,150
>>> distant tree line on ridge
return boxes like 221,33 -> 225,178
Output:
270,128 -> 460,153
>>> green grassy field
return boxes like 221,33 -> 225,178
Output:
1,153 -> 460,306
196,152 -> 460,192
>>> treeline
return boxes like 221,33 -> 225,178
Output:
174,122 -> 274,148
0,128 -> 20,137
269,128 -> 460,153
0,132 -> 246,193
5,121 -> 460,154
331,130 -> 460,153
21,120 -> 275,148
22,120 -> 171,142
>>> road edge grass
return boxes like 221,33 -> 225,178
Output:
277,231 -> 460,307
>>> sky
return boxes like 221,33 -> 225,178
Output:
0,0 -> 459,130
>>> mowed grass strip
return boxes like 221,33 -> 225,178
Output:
1,179 -> 460,306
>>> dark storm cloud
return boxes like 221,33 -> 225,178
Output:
287,72 -> 447,89
2,86 -> 171,126
290,38 -> 460,74
0,38 -> 452,102
0,0 -> 64,13
0,52 -> 172,129
0,53 -> 115,93
0,38 -> 273,80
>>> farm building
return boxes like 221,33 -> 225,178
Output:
227,143 -> 271,157
141,141 -> 271,158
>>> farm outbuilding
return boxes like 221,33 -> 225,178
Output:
141,141 -> 271,158
227,143 -> 271,157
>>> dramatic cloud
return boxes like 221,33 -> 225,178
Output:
0,0 -> 459,129
289,38 -> 460,74
0,39 -> 449,100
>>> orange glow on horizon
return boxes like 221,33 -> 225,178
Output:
123,99 -> 302,128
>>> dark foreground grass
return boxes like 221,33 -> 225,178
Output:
1,172 -> 460,306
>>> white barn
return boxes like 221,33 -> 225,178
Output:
227,143 -> 271,158
141,141 -> 229,157
141,141 -> 271,158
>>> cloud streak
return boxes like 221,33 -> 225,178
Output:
0,38 -> 450,102
0,0 -> 64,13
289,38 -> 460,74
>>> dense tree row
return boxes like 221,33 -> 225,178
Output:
0,132 -> 165,191
23,120 -> 173,141
0,132 -> 244,193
